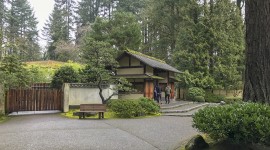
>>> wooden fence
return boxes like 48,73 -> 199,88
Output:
6,83 -> 63,113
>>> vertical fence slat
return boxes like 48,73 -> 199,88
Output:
37,89 -> 40,111
40,89 -> 43,111
31,89 -> 35,111
7,84 -> 63,112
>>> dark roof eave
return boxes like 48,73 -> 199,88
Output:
149,65 -> 182,73
126,51 -> 182,73
114,74 -> 164,80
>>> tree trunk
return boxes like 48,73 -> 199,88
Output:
243,0 -> 270,103
97,75 -> 106,104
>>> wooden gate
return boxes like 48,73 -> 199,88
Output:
6,84 -> 63,113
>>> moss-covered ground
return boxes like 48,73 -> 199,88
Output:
61,109 -> 160,119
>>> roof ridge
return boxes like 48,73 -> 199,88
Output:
126,49 -> 166,64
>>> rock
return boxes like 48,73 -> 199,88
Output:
220,101 -> 226,105
185,135 -> 209,150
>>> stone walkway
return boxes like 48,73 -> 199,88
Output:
160,100 -> 211,117
0,113 -> 198,150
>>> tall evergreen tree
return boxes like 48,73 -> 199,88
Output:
99,0 -> 117,19
76,0 -> 101,26
0,0 -> 6,59
43,0 -> 75,60
109,12 -> 142,51
142,0 -> 183,62
62,0 -> 76,40
5,0 -> 40,61
84,12 -> 141,54
75,0 -> 101,44
115,0 -> 145,15
75,0 -> 146,45
174,0 -> 244,89
43,5 -> 64,60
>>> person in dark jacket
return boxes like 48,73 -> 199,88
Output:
154,84 -> 161,103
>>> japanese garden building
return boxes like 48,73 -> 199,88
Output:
116,50 -> 181,99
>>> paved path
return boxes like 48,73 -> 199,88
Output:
0,114 -> 198,150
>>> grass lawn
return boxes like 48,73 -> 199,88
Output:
61,109 -> 160,119
0,114 -> 9,123
61,109 -> 117,119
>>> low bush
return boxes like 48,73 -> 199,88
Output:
138,97 -> 160,114
109,99 -> 144,118
194,96 -> 205,102
223,97 -> 242,104
204,92 -> 225,103
193,103 -> 270,144
188,87 -> 205,101
108,98 -> 160,118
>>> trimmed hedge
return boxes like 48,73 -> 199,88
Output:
188,87 -> 205,101
204,92 -> 225,103
108,98 -> 160,118
138,97 -> 160,114
193,103 -> 270,144
194,96 -> 205,102
223,97 -> 242,104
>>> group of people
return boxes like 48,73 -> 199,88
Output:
154,84 -> 171,104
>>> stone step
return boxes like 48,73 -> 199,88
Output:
160,101 -> 194,110
161,103 -> 203,111
161,105 -> 209,117
160,103 -> 209,113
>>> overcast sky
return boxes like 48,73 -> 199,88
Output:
28,0 -> 54,47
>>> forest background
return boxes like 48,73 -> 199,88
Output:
0,0 -> 245,91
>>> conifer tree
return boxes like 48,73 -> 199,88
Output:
83,12 -> 141,54
43,0 -> 75,60
142,0 -> 183,62
5,0 -> 40,61
0,0 -> 6,59
115,0 -> 145,15
76,0 -> 101,26
75,0 -> 101,44
173,0 -> 244,89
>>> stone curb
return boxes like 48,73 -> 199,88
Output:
160,101 -> 194,109
162,113 -> 194,117
8,110 -> 61,116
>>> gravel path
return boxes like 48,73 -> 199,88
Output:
0,114 -> 198,150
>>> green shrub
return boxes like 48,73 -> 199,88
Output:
138,97 -> 160,114
188,87 -> 205,101
51,66 -> 79,88
109,99 -> 145,118
224,97 -> 242,104
108,98 -> 159,118
194,96 -> 205,102
204,92 -> 225,103
193,103 -> 270,144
